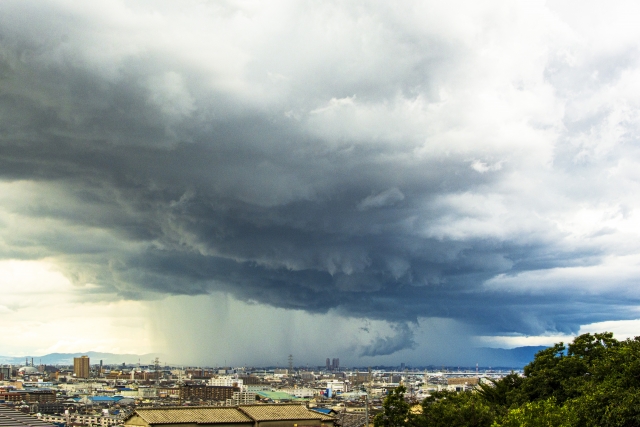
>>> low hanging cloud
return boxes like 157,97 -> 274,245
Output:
2,0 -> 640,358
359,323 -> 418,357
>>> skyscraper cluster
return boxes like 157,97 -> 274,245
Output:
325,358 -> 339,371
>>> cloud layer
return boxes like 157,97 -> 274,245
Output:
2,0 -> 640,359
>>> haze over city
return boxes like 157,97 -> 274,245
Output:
2,0 -> 640,367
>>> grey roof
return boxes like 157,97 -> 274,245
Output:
127,404 -> 335,425
0,405 -> 58,427
238,404 -> 334,421
133,407 -> 253,424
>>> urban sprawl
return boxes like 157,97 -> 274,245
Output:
0,355 -> 518,427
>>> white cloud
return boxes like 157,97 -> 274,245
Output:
483,254 -> 640,296
579,318 -> 640,340
476,334 -> 575,349
477,318 -> 640,349
471,160 -> 503,173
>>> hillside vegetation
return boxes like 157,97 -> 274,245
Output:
375,333 -> 640,427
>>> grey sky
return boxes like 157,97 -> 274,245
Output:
2,0 -> 640,365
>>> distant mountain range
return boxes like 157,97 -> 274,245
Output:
0,351 -> 165,366
0,346 -> 548,368
471,346 -> 547,368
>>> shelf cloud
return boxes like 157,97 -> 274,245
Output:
2,0 -> 640,360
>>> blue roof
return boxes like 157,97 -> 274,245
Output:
311,408 -> 333,415
90,396 -> 120,402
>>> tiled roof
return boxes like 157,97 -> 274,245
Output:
0,405 -> 58,427
134,407 -> 253,424
128,404 -> 335,425
238,404 -> 335,421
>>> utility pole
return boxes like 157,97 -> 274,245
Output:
362,368 -> 372,427
288,354 -> 293,376
364,392 -> 369,427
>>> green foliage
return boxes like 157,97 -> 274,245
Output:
373,333 -> 640,427
477,372 -> 525,409
568,336 -> 640,427
492,398 -> 576,427
511,332 -> 640,426
515,332 -> 620,405
418,390 -> 495,427
373,385 -> 411,427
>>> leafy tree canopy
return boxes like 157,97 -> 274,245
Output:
375,333 -> 640,427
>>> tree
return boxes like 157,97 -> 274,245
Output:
418,391 -> 495,427
373,385 -> 411,427
375,333 -> 640,427
492,398 -> 575,427
477,372 -> 525,410
568,336 -> 640,427
516,333 -> 619,405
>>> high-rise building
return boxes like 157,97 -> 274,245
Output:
326,358 -> 331,370
0,366 -> 10,381
332,358 -> 339,370
74,356 -> 90,379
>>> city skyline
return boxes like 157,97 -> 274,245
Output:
2,1 -> 640,366
1,350 -> 547,375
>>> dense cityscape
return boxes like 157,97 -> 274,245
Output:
0,354 -> 516,427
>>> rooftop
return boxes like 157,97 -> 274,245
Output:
128,404 -> 335,425
0,405 -> 58,427
134,407 -> 253,424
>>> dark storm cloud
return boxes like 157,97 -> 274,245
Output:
2,0 -> 640,355
359,323 -> 417,357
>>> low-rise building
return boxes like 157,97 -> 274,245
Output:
0,389 -> 56,403
124,404 -> 335,427
243,384 -> 271,394
446,377 -> 479,386
179,385 -> 239,402
0,405 -> 58,427
210,377 -> 243,388
325,380 -> 347,394
226,392 -> 257,406
279,388 -> 317,398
